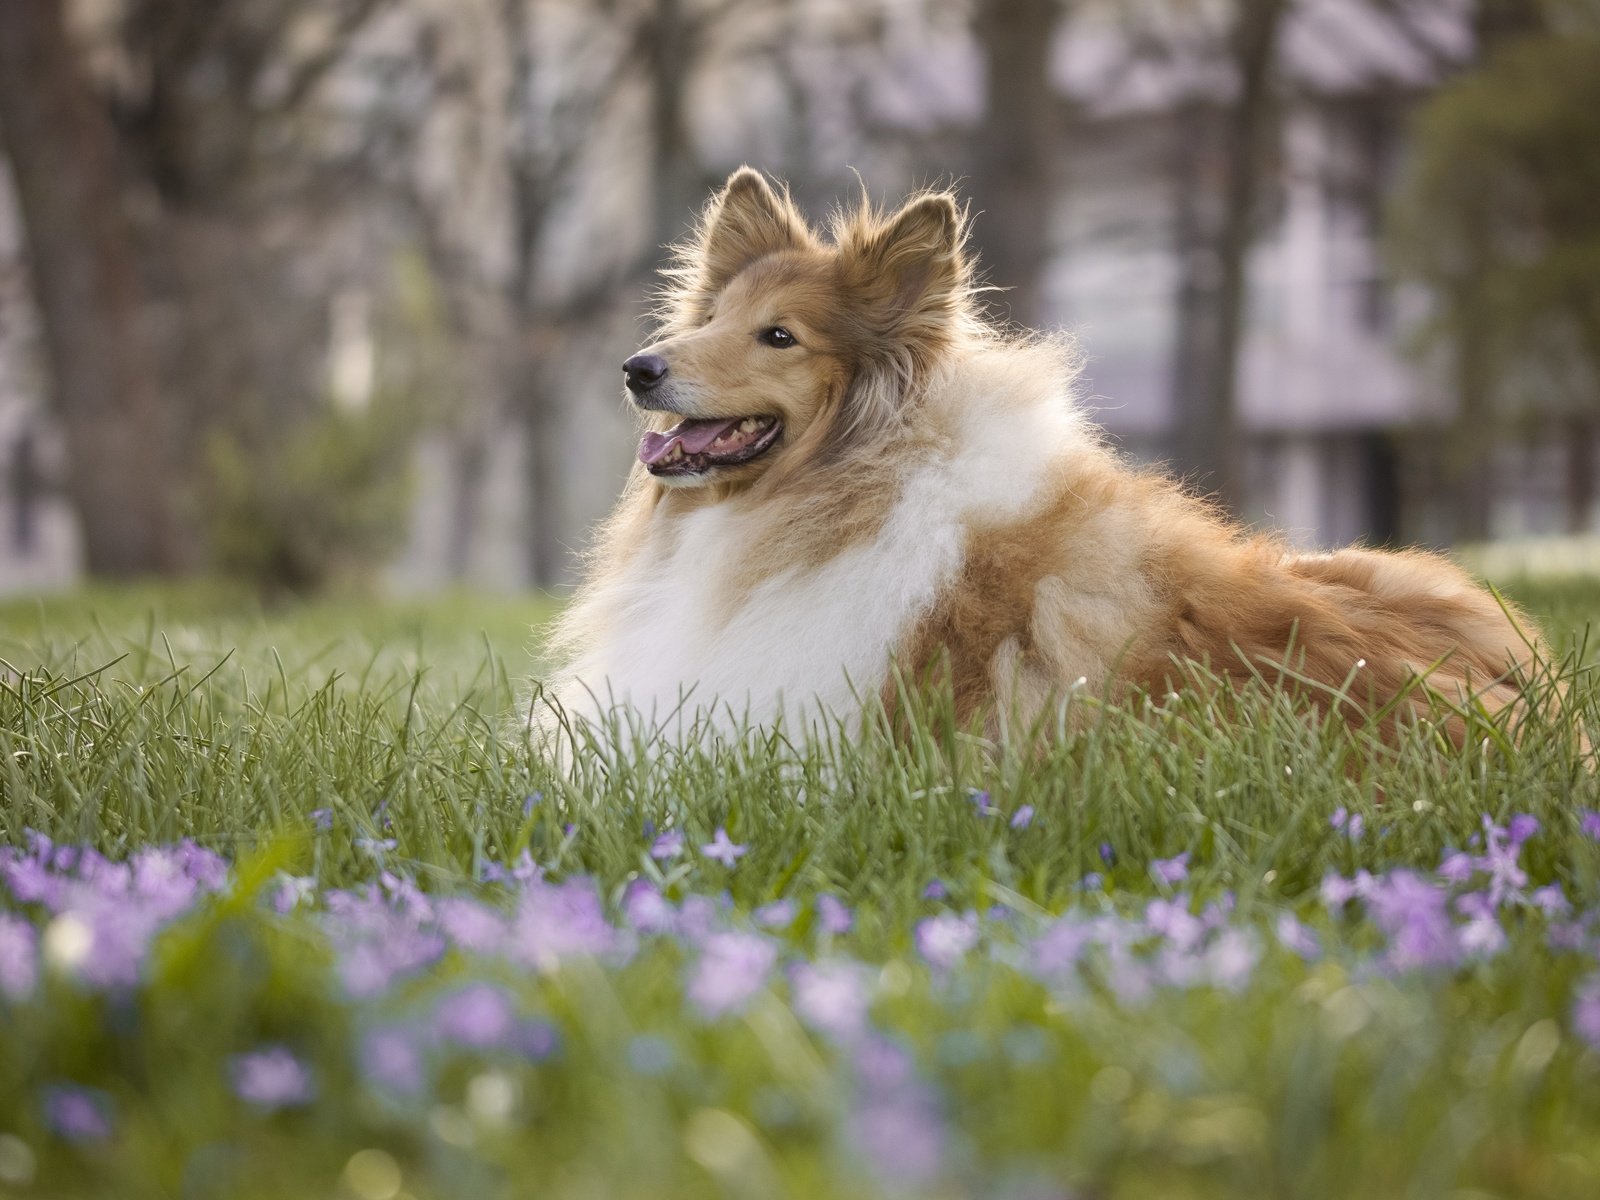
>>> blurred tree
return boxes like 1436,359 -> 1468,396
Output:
1389,0 -> 1600,538
968,0 -> 1067,329
1166,0 -> 1292,514
0,0 -> 395,580
0,0 -> 178,575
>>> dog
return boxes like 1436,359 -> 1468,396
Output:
545,167 -> 1543,745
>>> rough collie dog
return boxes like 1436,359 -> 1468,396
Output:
546,167 -> 1541,745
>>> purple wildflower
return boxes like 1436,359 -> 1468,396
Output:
686,932 -> 777,1018
435,897 -> 506,954
816,894 -> 854,935
1010,805 -> 1036,830
0,914 -> 38,1000
1144,897 -> 1203,949
1574,974 -> 1600,1049
482,849 -> 540,887
622,880 -> 678,935
650,830 -> 685,861
700,828 -> 748,869
269,874 -> 317,915
849,1097 -> 946,1186
969,789 -> 995,816
1331,807 -> 1365,840
1438,851 -> 1476,884
522,792 -> 542,818
506,876 -> 623,969
791,959 -> 872,1040
1580,811 -> 1600,840
41,1085 -> 112,1142
922,879 -> 948,901
1275,912 -> 1320,960
1529,883 -> 1569,916
230,1047 -> 314,1111
361,1027 -> 425,1096
354,837 -> 397,862
1098,842 -> 1116,866
310,808 -> 334,832
1150,852 -> 1190,887
914,912 -> 978,971
1508,814 -> 1540,845
1364,871 -> 1459,971
754,899 -> 797,929
434,984 -> 517,1049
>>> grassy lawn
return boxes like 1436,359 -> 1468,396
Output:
3,576 -> 1600,1198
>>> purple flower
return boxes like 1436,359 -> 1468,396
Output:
1438,851 -> 1476,884
1330,807 -> 1364,840
361,1027 -> 425,1096
522,792 -> 542,818
1144,897 -> 1203,949
914,912 -> 978,971
700,829 -> 748,869
269,874 -> 317,915
969,789 -> 995,816
849,1097 -> 946,1186
506,876 -> 623,968
1150,852 -> 1190,887
816,894 -> 854,935
922,879 -> 948,901
434,984 -> 517,1049
41,1085 -> 113,1142
687,932 -> 777,1017
1364,871 -> 1459,971
1098,842 -> 1116,866
435,897 -> 506,954
622,880 -> 678,935
754,899 -> 797,929
791,959 -> 872,1040
310,808 -> 334,832
0,913 -> 38,1000
1529,884 -> 1569,916
354,838 -> 398,862
1010,805 -> 1036,830
1574,973 -> 1600,1049
1507,814 -> 1540,845
1580,811 -> 1600,840
230,1047 -> 314,1111
650,831 -> 685,861
482,849 -> 540,887
1275,912 -> 1320,960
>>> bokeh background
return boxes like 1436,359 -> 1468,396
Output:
0,0 -> 1597,598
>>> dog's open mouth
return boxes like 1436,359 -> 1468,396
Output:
638,415 -> 782,476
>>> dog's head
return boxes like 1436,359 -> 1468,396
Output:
625,168 -> 977,490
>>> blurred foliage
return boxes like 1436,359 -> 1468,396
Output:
203,396 -> 416,597
1388,8 -> 1600,418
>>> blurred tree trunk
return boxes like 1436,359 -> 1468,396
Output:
969,0 -> 1063,328
1169,0 -> 1290,514
646,0 -> 708,256
0,0 -> 180,575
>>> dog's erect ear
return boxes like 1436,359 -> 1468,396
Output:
696,168 -> 813,296
839,192 -> 969,354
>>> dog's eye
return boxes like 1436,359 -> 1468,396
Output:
758,326 -> 796,349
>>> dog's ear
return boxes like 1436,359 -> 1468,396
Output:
696,168 -> 813,297
839,192 -> 969,356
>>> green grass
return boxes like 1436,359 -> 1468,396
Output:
2,578 -> 1600,1198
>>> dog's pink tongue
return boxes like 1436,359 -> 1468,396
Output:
638,417 -> 743,466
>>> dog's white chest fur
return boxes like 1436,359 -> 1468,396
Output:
557,356 -> 1086,737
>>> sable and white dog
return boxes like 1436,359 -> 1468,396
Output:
545,167 -> 1539,744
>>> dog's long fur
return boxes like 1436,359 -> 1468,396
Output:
548,168 -> 1541,742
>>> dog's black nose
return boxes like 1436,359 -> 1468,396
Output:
623,353 -> 669,394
